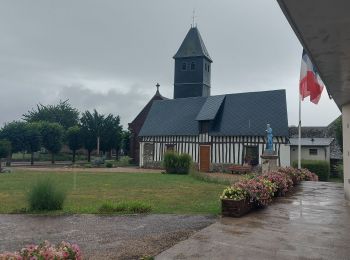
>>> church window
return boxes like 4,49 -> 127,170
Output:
190,62 -> 196,70
182,63 -> 187,70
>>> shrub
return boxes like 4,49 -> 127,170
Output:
335,163 -> 344,180
292,160 -> 330,181
28,178 -> 66,211
0,241 -> 82,260
220,186 -> 248,201
98,201 -> 152,214
236,178 -> 277,206
261,171 -> 293,195
277,167 -> 302,185
163,152 -> 192,174
92,157 -> 105,167
299,168 -> 319,181
105,161 -> 113,168
115,156 -> 132,167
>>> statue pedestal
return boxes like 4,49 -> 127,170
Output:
260,151 -> 279,174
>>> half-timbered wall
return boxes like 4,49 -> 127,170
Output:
139,134 -> 290,167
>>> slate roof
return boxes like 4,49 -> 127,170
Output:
173,27 -> 212,62
196,95 -> 225,121
289,138 -> 334,146
139,89 -> 289,137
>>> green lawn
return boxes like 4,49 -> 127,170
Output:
0,170 -> 226,215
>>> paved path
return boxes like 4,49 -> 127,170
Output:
0,214 -> 215,259
157,182 -> 350,260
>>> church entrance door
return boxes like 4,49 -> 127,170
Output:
199,145 -> 210,172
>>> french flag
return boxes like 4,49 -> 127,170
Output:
299,50 -> 324,104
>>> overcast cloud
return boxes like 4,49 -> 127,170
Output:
0,0 -> 340,129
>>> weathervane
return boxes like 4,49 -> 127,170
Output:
191,9 -> 196,27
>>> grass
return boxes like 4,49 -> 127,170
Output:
99,201 -> 152,214
0,169 -> 226,215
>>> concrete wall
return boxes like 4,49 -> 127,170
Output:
279,144 -> 291,167
290,145 -> 330,165
342,104 -> 350,200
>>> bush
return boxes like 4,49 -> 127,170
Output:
261,171 -> 293,195
220,186 -> 248,201
163,152 -> 192,174
28,178 -> 66,211
0,241 -> 82,260
292,160 -> 330,181
92,157 -> 105,167
105,161 -> 113,168
98,201 -> 152,214
115,156 -> 132,167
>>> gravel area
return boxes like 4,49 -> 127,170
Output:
0,214 -> 216,259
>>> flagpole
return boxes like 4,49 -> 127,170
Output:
298,93 -> 301,169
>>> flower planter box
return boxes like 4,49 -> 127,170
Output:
221,198 -> 253,217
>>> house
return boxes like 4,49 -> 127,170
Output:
138,26 -> 290,172
128,84 -> 167,164
288,124 -> 343,171
289,137 -> 333,164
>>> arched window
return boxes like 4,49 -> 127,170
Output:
182,63 -> 187,70
190,62 -> 195,70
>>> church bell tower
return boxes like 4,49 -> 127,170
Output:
173,26 -> 212,99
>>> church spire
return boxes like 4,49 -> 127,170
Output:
173,27 -> 212,99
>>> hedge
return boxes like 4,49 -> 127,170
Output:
292,160 -> 330,181
163,152 -> 192,174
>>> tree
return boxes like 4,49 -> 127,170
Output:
81,110 -> 104,157
23,123 -> 42,165
39,122 -> 64,164
0,121 -> 27,165
23,100 -> 79,129
121,130 -> 131,156
66,126 -> 83,163
0,140 -> 11,171
334,116 -> 343,151
100,114 -> 122,159
81,128 -> 96,162
0,121 -> 26,153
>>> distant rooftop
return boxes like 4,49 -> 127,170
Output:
289,138 -> 334,146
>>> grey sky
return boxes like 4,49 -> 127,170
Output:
0,0 -> 340,129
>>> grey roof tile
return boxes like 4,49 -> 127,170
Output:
196,95 -> 225,121
139,90 -> 289,137
173,27 -> 212,62
289,138 -> 334,146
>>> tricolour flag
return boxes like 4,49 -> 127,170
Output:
299,50 -> 324,104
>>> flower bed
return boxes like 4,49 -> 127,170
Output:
220,167 -> 318,217
0,241 -> 82,260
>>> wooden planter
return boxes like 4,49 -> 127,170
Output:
221,198 -> 253,217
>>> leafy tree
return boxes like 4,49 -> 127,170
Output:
81,109 -> 104,157
81,128 -> 96,162
0,140 -> 11,171
334,116 -> 343,151
23,123 -> 42,165
23,100 -> 79,129
0,121 -> 26,153
121,130 -> 131,156
66,126 -> 83,163
39,122 -> 64,164
100,114 -> 122,159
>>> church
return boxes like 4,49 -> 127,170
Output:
130,26 -> 290,172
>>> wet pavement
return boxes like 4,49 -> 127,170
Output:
157,182 -> 350,260
0,214 -> 215,259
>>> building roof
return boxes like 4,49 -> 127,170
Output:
128,88 -> 168,134
139,89 -> 289,137
196,95 -> 225,121
289,138 -> 334,146
173,27 -> 212,62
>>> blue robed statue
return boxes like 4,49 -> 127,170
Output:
265,124 -> 273,152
